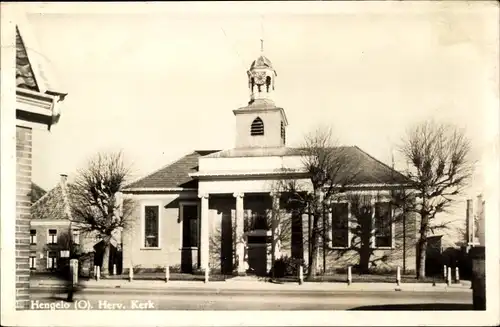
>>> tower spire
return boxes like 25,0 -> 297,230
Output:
260,14 -> 264,53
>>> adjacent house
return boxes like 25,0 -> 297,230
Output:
30,174 -> 122,275
30,175 -> 80,272
122,50 -> 418,276
15,18 -> 67,309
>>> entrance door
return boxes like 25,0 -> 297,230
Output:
246,232 -> 271,276
181,203 -> 199,273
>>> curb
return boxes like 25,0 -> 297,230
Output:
30,281 -> 472,293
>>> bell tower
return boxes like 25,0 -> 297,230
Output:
247,39 -> 277,104
233,41 -> 288,149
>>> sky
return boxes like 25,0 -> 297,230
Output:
22,3 -> 498,238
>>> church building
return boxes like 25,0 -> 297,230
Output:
122,48 -> 417,276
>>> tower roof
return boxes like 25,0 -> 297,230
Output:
250,55 -> 275,72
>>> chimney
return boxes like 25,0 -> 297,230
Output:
477,194 -> 485,246
60,174 -> 68,186
466,199 -> 473,245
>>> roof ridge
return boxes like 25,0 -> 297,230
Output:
125,151 -> 200,189
59,180 -> 73,221
31,183 -> 61,207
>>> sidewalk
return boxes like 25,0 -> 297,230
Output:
30,278 -> 472,293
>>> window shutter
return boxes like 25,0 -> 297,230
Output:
46,251 -> 50,268
33,258 -> 37,269
54,257 -> 57,269
54,233 -> 57,244
33,235 -> 37,244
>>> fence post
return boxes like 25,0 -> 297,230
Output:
443,265 -> 447,280
447,267 -> 452,286
165,265 -> 170,283
298,265 -> 304,285
455,267 -> 460,283
129,266 -> 133,282
347,266 -> 352,285
396,266 -> 401,286
113,264 -> 117,276
96,266 -> 100,281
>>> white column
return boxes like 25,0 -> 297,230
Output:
199,194 -> 209,272
234,193 -> 245,275
271,192 -> 281,264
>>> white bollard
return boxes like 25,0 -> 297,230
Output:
96,266 -> 100,281
396,266 -> 401,286
129,266 -> 134,282
347,266 -> 352,285
93,265 -> 97,278
70,259 -> 78,286
455,267 -> 460,283
447,267 -> 452,286
165,265 -> 170,283
113,264 -> 117,276
443,265 -> 447,279
298,266 -> 304,285
204,268 -> 209,283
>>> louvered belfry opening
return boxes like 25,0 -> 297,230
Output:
250,117 -> 264,136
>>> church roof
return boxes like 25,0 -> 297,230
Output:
124,146 -> 408,191
124,150 -> 221,191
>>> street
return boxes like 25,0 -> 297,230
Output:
30,287 -> 473,310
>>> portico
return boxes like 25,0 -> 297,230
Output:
197,188 -> 288,276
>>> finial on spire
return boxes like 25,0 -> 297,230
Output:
260,38 -> 264,53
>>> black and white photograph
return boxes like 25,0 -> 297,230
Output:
1,1 -> 498,326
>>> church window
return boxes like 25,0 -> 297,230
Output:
250,117 -> 264,136
331,202 -> 350,248
144,205 -> 159,248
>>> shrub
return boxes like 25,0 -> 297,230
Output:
270,256 -> 305,278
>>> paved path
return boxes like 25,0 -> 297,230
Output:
29,287 -> 473,311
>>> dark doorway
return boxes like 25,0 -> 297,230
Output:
291,212 -> 304,260
181,203 -> 199,273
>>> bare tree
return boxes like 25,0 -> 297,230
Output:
397,120 -> 473,279
273,127 -> 360,279
69,151 -> 135,277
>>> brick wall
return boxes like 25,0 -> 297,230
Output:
29,225 -> 70,272
16,126 -> 32,310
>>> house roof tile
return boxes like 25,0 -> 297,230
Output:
16,27 -> 39,91
31,183 -> 77,221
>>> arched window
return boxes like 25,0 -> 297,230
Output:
250,117 -> 264,136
